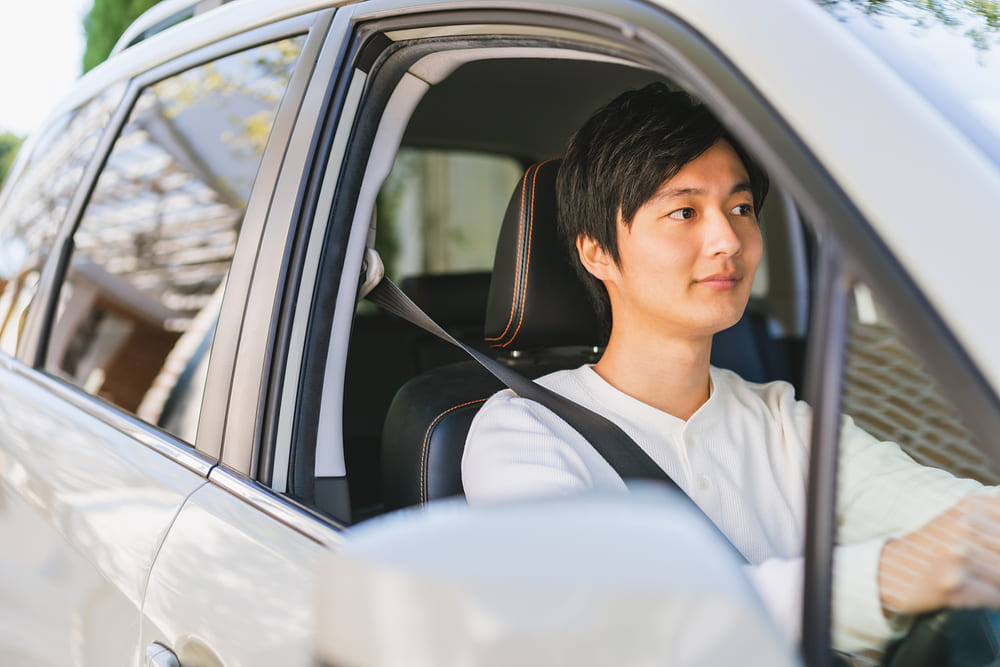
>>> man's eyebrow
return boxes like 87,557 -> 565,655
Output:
654,186 -> 703,200
653,180 -> 753,200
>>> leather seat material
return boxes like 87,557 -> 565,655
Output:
381,361 -> 503,511
483,159 -> 601,350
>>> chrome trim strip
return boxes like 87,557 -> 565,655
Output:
209,465 -> 345,547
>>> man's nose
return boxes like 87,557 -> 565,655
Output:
705,208 -> 743,256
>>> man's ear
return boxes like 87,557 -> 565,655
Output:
576,235 -> 616,281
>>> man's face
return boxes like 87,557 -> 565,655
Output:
594,140 -> 763,342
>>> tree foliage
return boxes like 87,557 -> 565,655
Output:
0,132 -> 24,188
82,0 -> 161,73
819,0 -> 1000,51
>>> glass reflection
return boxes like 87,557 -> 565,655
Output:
47,36 -> 305,443
816,0 -> 1000,142
0,84 -> 126,356
832,282 -> 1000,664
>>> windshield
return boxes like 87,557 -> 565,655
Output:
816,0 -> 1000,159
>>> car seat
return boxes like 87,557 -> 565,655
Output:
380,159 -> 785,511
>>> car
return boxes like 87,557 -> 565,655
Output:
0,0 -> 998,664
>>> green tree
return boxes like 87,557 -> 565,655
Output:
819,0 -> 1000,51
82,0 -> 161,73
0,132 -> 24,187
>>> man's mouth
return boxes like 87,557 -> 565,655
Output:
696,272 -> 743,290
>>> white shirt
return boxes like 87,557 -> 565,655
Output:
461,364 -> 984,652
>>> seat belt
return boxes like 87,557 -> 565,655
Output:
364,256 -> 751,565
362,262 -> 676,487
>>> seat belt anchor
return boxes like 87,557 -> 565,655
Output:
359,248 -> 385,299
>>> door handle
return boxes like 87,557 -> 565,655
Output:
146,643 -> 181,667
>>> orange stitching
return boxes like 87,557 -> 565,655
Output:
485,165 -> 533,343
501,158 -> 556,347
419,398 -> 488,505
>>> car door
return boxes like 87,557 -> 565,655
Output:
0,55 -> 192,667
270,2 -> 996,665
137,8 -> 352,667
0,8 -> 328,667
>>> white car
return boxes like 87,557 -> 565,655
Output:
0,0 -> 997,665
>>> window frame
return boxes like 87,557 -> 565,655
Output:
256,5 -> 679,521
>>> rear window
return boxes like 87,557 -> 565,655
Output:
375,148 -> 523,282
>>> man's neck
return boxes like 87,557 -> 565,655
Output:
592,326 -> 713,421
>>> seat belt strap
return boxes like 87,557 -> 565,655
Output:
365,277 -> 677,487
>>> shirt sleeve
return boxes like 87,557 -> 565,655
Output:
825,413 -> 985,652
462,389 -> 627,503
836,414 -> 983,542
745,539 -> 903,653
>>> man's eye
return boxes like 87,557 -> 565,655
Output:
667,207 -> 696,220
731,203 -> 755,217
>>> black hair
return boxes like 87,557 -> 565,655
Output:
555,83 -> 769,333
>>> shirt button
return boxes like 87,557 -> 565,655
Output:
696,474 -> 711,491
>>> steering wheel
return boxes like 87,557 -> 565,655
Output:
880,609 -> 1000,667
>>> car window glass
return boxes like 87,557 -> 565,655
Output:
45,36 -> 305,444
0,84 -> 126,357
831,281 -> 997,663
374,147 -> 522,282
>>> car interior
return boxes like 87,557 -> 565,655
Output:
286,20 -> 993,541
305,33 -> 813,524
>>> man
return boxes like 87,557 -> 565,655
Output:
462,83 -> 1000,652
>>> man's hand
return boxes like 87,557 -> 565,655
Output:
879,494 -> 1000,616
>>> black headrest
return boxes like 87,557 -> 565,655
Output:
484,160 -> 602,349
400,272 -> 491,327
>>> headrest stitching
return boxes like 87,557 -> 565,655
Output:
500,159 -> 552,347
484,165 -> 533,344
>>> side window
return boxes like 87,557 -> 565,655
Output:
831,280 -> 995,660
0,84 -> 126,356
45,36 -> 305,444
374,148 -> 522,282
841,284 -> 996,484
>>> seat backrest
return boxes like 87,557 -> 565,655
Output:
382,160 -> 597,511
380,159 -> 786,511
345,271 -> 492,516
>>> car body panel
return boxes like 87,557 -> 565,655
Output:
0,356 -> 207,665
141,471 -> 333,667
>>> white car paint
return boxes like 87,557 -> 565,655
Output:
0,357 -> 207,665
141,478 -> 333,667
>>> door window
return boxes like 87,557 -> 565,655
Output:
374,147 -> 522,282
0,84 -> 126,356
45,36 -> 305,443
831,281 -> 996,661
